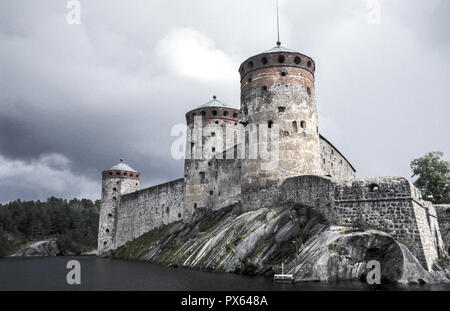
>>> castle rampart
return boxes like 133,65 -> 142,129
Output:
319,134 -> 356,180
115,178 -> 184,249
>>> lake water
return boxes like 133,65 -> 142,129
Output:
0,256 -> 449,291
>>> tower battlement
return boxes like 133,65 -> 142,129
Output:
239,46 -> 315,80
185,98 -> 240,127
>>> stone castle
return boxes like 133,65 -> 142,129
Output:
98,43 -> 448,271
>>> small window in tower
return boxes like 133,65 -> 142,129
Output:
108,213 -> 112,217
369,184 -> 380,192
103,241 -> 107,246
294,56 -> 301,64
201,111 -> 206,116
208,161 -> 212,166
116,172 -> 120,176
261,57 -> 268,65
233,112 -> 238,118
248,77 -> 252,82
223,111 -> 228,116
113,187 -> 117,192
268,120 -> 273,128
194,203 -> 197,209
130,174 -> 134,177
124,173 -> 127,176
278,55 -> 285,63
307,61 -> 312,68
340,159 -> 343,164
248,61 -> 253,68
300,121 -> 306,129
136,183 -> 138,186
278,106 -> 285,113
116,181 -> 119,184
215,121 -> 219,124
166,206 -> 169,214
109,172 -> 112,176
331,150 -> 334,155
113,196 -> 116,201
211,132 -> 216,137
106,228 -> 110,233
262,86 -> 267,91
281,71 -> 286,76
199,172 -> 206,184
323,159 -> 326,164
212,147 -> 216,153
136,174 -> 139,178
307,87 -> 311,96
178,213 -> 182,218
210,190 -> 214,195
292,121 -> 298,133
212,110 -> 217,116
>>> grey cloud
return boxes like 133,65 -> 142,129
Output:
0,0 -> 448,202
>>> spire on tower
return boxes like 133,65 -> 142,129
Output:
276,0 -> 281,46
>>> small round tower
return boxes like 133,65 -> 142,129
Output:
98,160 -> 140,255
239,44 -> 322,209
183,96 -> 240,221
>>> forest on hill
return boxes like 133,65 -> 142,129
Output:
0,197 -> 99,256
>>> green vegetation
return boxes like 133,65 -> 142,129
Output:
0,197 -> 100,256
411,151 -> 450,204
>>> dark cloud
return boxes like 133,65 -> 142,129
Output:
0,0 -> 449,202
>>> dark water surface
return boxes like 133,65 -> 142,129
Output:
0,256 -> 449,291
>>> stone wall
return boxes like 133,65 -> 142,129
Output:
241,174 -> 444,271
319,135 -> 356,180
210,157 -> 242,210
332,177 -> 441,270
435,204 -> 450,253
114,178 -> 184,248
183,113 -> 240,222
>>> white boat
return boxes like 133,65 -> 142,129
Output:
273,262 -> 294,283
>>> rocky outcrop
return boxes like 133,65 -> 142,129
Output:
10,240 -> 59,257
290,226 -> 448,284
113,203 -> 449,284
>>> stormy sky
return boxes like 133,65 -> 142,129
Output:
0,0 -> 449,203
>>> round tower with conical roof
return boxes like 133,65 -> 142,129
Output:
98,160 -> 140,255
239,44 -> 322,210
183,96 -> 240,221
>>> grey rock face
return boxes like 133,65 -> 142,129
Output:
113,204 -> 448,284
291,227 -> 448,284
10,240 -> 59,257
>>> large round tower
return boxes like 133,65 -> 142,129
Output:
183,96 -> 240,221
98,160 -> 140,255
239,44 -> 322,209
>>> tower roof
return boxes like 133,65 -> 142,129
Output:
109,161 -> 137,172
196,96 -> 234,109
262,45 -> 296,54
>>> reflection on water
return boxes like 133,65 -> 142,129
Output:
0,256 -> 448,291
